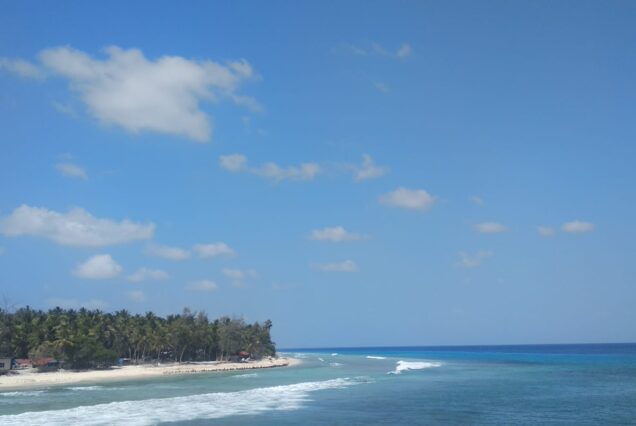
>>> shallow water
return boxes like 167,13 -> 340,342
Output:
1,344 -> 635,425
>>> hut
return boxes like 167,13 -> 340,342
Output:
0,357 -> 12,374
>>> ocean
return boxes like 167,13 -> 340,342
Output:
1,343 -> 635,425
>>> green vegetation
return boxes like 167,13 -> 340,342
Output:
0,306 -> 276,369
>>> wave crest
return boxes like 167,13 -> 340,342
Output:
389,360 -> 441,374
0,378 -> 366,425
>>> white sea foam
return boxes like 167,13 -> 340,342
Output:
318,357 -> 325,362
0,391 -> 45,397
0,377 -> 367,425
232,373 -> 258,379
329,362 -> 343,367
331,353 -> 338,356
366,356 -> 386,360
389,360 -> 441,374
66,386 -> 104,391
291,353 -> 309,359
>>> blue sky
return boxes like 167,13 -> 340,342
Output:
1,1 -> 635,348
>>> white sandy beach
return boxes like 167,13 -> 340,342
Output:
0,357 -> 301,391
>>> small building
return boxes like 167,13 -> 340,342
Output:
32,357 -> 62,371
0,357 -> 12,373
14,359 -> 32,369
116,358 -> 133,366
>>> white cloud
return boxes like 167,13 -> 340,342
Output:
379,187 -> 436,212
537,226 -> 555,237
0,57 -> 45,79
38,46 -> 257,142
0,205 -> 154,247
373,82 -> 390,93
55,162 -> 87,179
475,222 -> 508,234
333,43 -> 368,56
562,220 -> 594,233
352,154 -> 387,181
310,226 -> 366,242
186,280 -> 218,292
193,242 -> 235,258
334,42 -> 412,59
145,243 -> 190,260
396,43 -> 413,58
469,196 -> 484,206
458,251 -> 493,268
316,260 -> 358,272
255,162 -> 320,182
73,254 -> 122,279
127,290 -> 145,302
52,101 -> 79,118
222,268 -> 257,280
46,298 -> 108,310
127,267 -> 169,282
219,154 -> 248,172
220,154 -> 320,182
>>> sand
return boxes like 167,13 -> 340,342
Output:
0,357 -> 301,391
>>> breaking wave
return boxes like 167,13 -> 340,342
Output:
0,391 -> 45,397
66,386 -> 104,391
366,356 -> 386,360
0,377 -> 368,425
389,360 -> 441,375
232,373 -> 258,379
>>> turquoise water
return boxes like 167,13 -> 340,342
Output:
1,344 -> 635,425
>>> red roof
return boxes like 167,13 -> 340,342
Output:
32,357 -> 55,367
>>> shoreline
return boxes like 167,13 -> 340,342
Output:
0,357 -> 301,391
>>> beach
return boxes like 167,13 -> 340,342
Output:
0,357 -> 301,391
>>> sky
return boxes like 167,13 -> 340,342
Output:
1,1 -> 635,348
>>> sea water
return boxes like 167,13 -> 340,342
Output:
1,344 -> 635,425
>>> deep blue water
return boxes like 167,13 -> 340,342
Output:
1,343 -> 635,425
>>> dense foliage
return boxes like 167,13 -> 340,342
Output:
0,306 -> 276,369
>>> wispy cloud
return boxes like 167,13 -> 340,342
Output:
334,42 -> 412,59
127,290 -> 145,302
475,222 -> 508,234
73,254 -> 122,280
316,260 -> 358,272
220,154 -> 320,182
193,242 -> 235,258
127,267 -> 169,282
223,268 -> 257,280
373,81 -> 390,93
457,250 -> 493,268
537,226 -> 555,237
186,280 -> 218,292
223,268 -> 257,287
469,196 -> 484,206
0,57 -> 45,79
145,244 -> 190,261
52,101 -> 79,118
562,220 -> 594,233
396,43 -> 413,58
55,162 -> 87,179
310,226 -> 366,242
379,187 -> 436,212
0,205 -> 154,247
351,154 -> 387,181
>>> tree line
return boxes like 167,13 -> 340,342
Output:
0,306 -> 276,369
